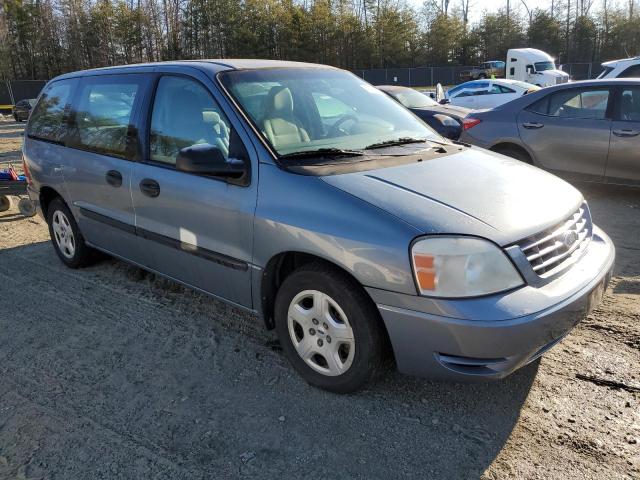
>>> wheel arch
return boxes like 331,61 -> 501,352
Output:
489,142 -> 535,165
260,251 -> 383,332
39,185 -> 64,218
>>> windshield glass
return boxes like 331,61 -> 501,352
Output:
534,61 -> 556,72
509,80 -> 537,90
596,66 -> 614,79
219,68 -> 439,157
390,89 -> 438,109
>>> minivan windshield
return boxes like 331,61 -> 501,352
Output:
219,68 -> 439,158
534,61 -> 556,72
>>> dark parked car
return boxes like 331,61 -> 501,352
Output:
13,98 -> 36,122
460,79 -> 640,186
377,85 -> 472,140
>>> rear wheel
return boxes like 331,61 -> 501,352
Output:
46,197 -> 95,268
274,262 -> 386,393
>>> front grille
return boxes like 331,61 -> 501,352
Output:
516,203 -> 592,276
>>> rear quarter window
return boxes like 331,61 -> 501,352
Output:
526,96 -> 550,115
28,79 -> 76,143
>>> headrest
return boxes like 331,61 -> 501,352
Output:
265,86 -> 294,117
202,110 -> 221,124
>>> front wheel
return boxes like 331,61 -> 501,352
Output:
274,262 -> 386,393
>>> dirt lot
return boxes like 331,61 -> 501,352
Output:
0,119 -> 638,479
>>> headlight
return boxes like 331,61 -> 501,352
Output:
411,236 -> 524,298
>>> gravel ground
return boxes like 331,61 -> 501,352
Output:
0,119 -> 638,479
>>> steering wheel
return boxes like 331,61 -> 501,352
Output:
329,114 -> 359,136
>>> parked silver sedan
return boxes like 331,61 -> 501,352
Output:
460,79 -> 640,186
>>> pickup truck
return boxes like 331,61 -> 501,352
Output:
460,61 -> 505,81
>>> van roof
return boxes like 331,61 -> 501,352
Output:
601,56 -> 640,67
51,59 -> 338,81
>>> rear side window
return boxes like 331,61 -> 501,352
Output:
619,64 -> 640,78
28,79 -> 76,143
547,89 -> 610,119
68,75 -> 146,159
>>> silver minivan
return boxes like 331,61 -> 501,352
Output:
23,60 -> 615,393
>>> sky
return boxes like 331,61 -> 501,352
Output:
409,0 -> 555,24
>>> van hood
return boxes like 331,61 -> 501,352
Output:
321,146 -> 583,246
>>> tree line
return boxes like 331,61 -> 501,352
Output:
1,0 -> 639,81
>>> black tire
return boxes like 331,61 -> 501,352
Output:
478,73 -> 486,79
0,195 -> 12,212
274,262 -> 386,393
46,197 -> 95,268
18,197 -> 37,217
493,145 -> 533,164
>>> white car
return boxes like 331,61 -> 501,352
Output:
597,56 -> 640,79
445,79 -> 540,109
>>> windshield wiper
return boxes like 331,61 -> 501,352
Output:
364,137 -> 429,150
279,148 -> 365,160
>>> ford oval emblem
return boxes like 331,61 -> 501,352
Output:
563,231 -> 578,248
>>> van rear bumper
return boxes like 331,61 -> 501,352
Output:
26,185 -> 44,219
368,226 -> 615,380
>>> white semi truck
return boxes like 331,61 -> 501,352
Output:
506,48 -> 569,87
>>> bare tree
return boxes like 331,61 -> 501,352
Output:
460,0 -> 472,25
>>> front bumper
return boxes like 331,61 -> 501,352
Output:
369,225 -> 615,380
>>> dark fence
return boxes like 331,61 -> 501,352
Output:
353,66 -> 476,87
0,80 -> 47,109
353,62 -> 605,87
559,62 -> 603,80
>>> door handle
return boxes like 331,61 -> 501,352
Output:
105,170 -> 123,187
139,178 -> 160,198
522,122 -> 544,129
612,129 -> 640,137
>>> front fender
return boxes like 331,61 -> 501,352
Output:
252,164 -> 420,298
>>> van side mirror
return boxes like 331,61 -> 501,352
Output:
526,65 -> 534,74
176,144 -> 245,178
